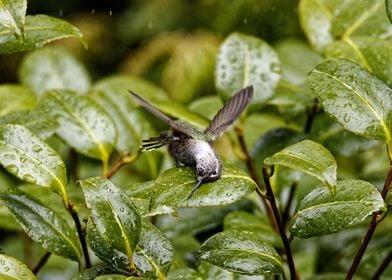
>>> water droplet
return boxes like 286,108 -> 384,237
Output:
23,174 -> 37,184
6,165 -> 18,175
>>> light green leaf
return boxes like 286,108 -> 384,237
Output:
198,230 -> 283,276
290,179 -> 386,238
0,124 -> 68,199
299,0 -> 392,52
325,37 -> 392,88
0,253 -> 36,280
0,14 -> 85,54
305,273 -> 364,280
0,84 -> 36,116
40,90 -> 116,171
307,59 -> 392,142
188,96 -> 223,120
216,32 -> 281,106
19,47 -> 90,96
134,221 -> 173,278
0,193 -> 81,261
95,275 -> 138,280
264,140 -> 337,189
0,0 -> 26,40
80,177 -> 141,273
150,165 -> 256,214
167,268 -> 202,280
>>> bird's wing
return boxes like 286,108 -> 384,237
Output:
129,90 -> 192,136
205,85 -> 253,140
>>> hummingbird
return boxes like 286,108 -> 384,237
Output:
129,85 -> 253,199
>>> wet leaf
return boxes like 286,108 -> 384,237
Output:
95,275 -> 138,280
299,0 -> 392,52
19,47 -> 90,96
0,253 -> 36,280
133,221 -> 173,278
198,230 -> 283,276
0,193 -> 81,261
0,124 -> 68,199
0,85 -> 36,116
150,165 -> 256,214
216,32 -> 281,106
305,273 -> 364,280
80,177 -> 141,273
388,0 -> 392,23
167,268 -> 202,280
0,15 -> 85,54
40,90 -> 116,170
264,140 -> 337,189
307,59 -> 392,142
290,179 -> 386,238
0,0 -> 26,40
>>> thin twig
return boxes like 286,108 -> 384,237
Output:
346,165 -> 392,280
105,152 -> 139,179
371,249 -> 392,280
263,166 -> 298,280
235,126 -> 278,231
282,182 -> 297,228
68,201 -> 91,269
304,99 -> 318,134
32,252 -> 51,275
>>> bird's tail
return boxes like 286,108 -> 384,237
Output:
140,131 -> 172,151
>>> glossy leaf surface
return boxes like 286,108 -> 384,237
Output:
0,124 -> 68,199
0,253 -> 36,280
81,177 -> 141,272
264,140 -> 337,188
0,0 -> 26,40
0,193 -> 81,261
0,85 -> 36,116
308,59 -> 392,142
0,15 -> 85,54
150,165 -> 256,214
198,230 -> 283,276
215,32 -> 280,105
290,179 -> 385,238
40,90 -> 116,166
19,47 -> 90,95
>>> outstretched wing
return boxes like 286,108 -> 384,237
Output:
205,85 -> 253,140
129,90 -> 192,136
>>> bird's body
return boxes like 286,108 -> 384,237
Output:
130,86 -> 253,198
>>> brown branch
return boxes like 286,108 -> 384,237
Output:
105,152 -> 139,179
346,165 -> 392,280
282,183 -> 297,228
32,252 -> 51,275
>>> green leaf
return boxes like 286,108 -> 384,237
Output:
0,193 -> 81,261
95,275 -> 139,280
198,230 -> 283,276
215,32 -> 281,106
80,177 -> 141,273
0,109 -> 58,139
305,273 -> 364,280
40,90 -> 116,170
134,221 -> 173,278
0,14 -> 85,54
0,85 -> 36,116
150,165 -> 256,214
264,140 -> 337,189
0,124 -> 68,199
19,47 -> 90,96
0,0 -> 26,40
387,0 -> 392,23
290,179 -> 386,238
0,253 -> 36,280
167,268 -> 202,280
299,0 -> 392,52
325,37 -> 392,88
308,58 -> 392,142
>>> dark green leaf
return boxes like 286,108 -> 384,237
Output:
40,90 -> 116,171
150,165 -> 256,214
0,124 -> 68,199
264,140 -> 337,189
19,47 -> 90,95
216,32 -> 281,106
387,0 -> 392,23
95,275 -> 138,280
134,221 -> 173,278
77,265 -> 118,280
0,253 -> 36,280
0,193 -> 81,261
0,85 -> 36,116
80,177 -> 141,273
290,179 -> 386,238
198,230 -> 283,276
167,268 -> 202,280
198,261 -> 265,279
308,59 -> 392,142
305,273 -> 364,280
0,0 -> 26,40
0,15 -> 85,54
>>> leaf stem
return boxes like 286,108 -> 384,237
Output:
282,182 -> 297,228
346,165 -> 392,280
104,152 -> 139,179
32,252 -> 51,275
67,201 -> 91,269
262,166 -> 298,280
234,125 -> 278,231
